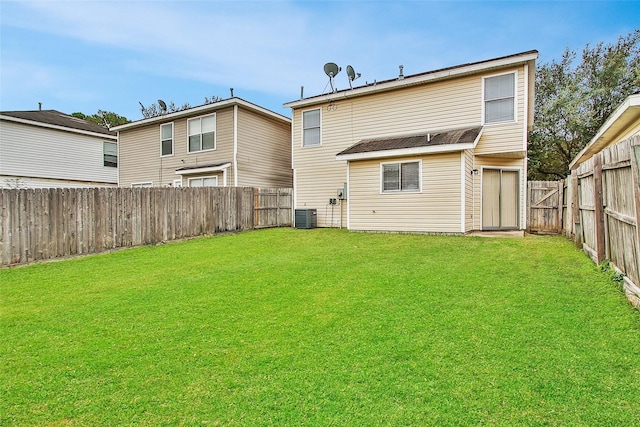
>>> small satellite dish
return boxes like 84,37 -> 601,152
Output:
324,62 -> 341,78
158,99 -> 167,112
324,63 -> 341,93
346,65 -> 361,89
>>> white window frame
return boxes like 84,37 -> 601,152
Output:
482,71 -> 517,125
160,122 -> 174,157
380,159 -> 422,194
302,108 -> 321,147
103,141 -> 117,167
188,176 -> 219,187
187,114 -> 216,153
172,178 -> 182,188
132,182 -> 153,188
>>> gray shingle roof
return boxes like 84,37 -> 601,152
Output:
337,126 -> 482,156
0,110 -> 116,136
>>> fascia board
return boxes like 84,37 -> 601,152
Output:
285,52 -> 539,109
335,143 -> 474,162
0,115 -> 117,140
174,162 -> 232,175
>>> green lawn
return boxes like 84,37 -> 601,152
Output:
1,228 -> 639,426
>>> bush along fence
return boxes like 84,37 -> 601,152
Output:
550,135 -> 640,308
0,187 -> 292,266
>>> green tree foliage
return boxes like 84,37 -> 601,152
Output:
139,96 -> 222,119
71,110 -> 130,128
529,30 -> 640,180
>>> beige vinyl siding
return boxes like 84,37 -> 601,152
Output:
464,150 -> 474,232
348,153 -> 462,233
119,107 -> 236,187
236,108 -> 292,188
0,121 -> 117,185
293,66 -> 528,228
475,68 -> 527,155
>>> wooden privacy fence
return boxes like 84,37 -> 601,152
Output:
564,135 -> 640,308
0,187 -> 292,266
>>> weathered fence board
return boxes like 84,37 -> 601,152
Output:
0,187 -> 292,266
527,180 -> 564,234
561,135 -> 640,308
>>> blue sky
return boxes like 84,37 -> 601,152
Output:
1,1 -> 638,121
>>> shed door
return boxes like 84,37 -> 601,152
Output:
482,169 -> 519,230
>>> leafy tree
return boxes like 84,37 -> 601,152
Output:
529,30 -> 640,180
138,100 -> 191,119
138,96 -> 222,119
71,110 -> 129,128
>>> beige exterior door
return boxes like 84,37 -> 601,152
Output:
482,169 -> 519,230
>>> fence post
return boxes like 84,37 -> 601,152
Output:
571,171 -> 581,247
557,180 -> 564,234
593,154 -> 606,265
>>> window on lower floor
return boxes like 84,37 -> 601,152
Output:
382,161 -> 421,192
103,142 -> 117,167
188,176 -> 218,187
132,182 -> 153,188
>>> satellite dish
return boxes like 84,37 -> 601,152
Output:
158,99 -> 167,112
324,63 -> 341,93
346,65 -> 361,88
324,62 -> 341,77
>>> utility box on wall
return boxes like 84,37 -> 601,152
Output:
295,209 -> 317,229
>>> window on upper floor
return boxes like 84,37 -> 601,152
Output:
188,114 -> 216,153
103,142 -> 117,167
381,160 -> 421,193
161,123 -> 174,156
302,108 -> 321,147
484,72 -> 516,124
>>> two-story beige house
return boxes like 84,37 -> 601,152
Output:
112,97 -> 292,188
284,50 -> 538,233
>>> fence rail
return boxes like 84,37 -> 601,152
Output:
0,187 -> 292,266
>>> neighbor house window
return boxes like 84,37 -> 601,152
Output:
188,176 -> 218,187
161,123 -> 173,156
302,108 -> 321,147
188,114 -> 216,153
484,72 -> 515,124
382,161 -> 421,193
132,182 -> 153,188
103,142 -> 117,167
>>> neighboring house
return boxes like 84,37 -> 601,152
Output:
0,110 -> 118,188
284,50 -> 538,233
112,97 -> 292,188
569,93 -> 640,169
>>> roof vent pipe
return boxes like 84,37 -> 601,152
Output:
230,88 -> 234,97
427,133 -> 431,142
38,102 -> 42,111
300,85 -> 304,99
398,65 -> 404,80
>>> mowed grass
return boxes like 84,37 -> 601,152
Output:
1,228 -> 639,426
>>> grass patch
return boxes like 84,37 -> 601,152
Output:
1,228 -> 639,426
